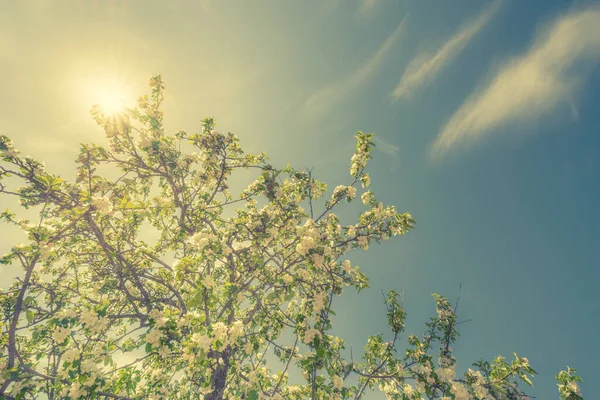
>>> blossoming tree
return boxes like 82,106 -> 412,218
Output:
0,76 -> 583,399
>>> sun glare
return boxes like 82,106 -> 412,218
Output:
91,81 -> 131,115
76,72 -> 136,117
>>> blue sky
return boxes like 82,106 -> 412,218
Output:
1,0 -> 599,398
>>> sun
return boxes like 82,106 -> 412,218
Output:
94,84 -> 128,115
66,63 -> 141,124
90,81 -> 131,115
75,72 -> 136,117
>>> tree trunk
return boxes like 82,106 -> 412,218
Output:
205,351 -> 231,400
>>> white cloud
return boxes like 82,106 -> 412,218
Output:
304,17 -> 407,119
359,0 -> 380,14
373,135 -> 399,155
392,0 -> 501,100
432,5 -> 600,157
373,136 -> 401,170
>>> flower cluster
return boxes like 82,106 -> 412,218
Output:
188,231 -> 215,252
91,195 -> 114,215
80,310 -> 110,335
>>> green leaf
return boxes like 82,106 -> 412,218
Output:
317,347 -> 325,358
520,374 -> 533,387
266,292 -> 278,301
26,310 -> 34,323
247,390 -> 259,400
190,290 -> 203,307
37,175 -> 51,187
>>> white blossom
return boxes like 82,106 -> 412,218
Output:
62,347 -> 80,363
346,186 -> 356,199
80,359 -> 98,374
212,322 -> 228,342
192,333 -> 212,352
296,236 -> 316,256
91,196 -> 113,215
361,174 -> 371,187
342,260 -> 352,272
451,382 -> 471,400
332,375 -> 343,390
357,235 -> 369,250
303,328 -> 321,344
69,382 -> 85,399
435,367 -> 455,382
146,329 -> 162,347
313,291 -> 327,313
52,327 -> 71,344
230,320 -> 244,341
149,309 -> 167,328
189,231 -> 214,251
202,275 -> 216,289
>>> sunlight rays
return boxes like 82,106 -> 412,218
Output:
85,77 -> 134,115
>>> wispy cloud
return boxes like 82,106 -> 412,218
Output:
392,0 -> 501,100
373,135 -> 401,170
431,5 -> 600,157
359,0 -> 380,14
373,135 -> 399,155
304,17 -> 407,119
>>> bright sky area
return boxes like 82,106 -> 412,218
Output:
1,0 -> 599,398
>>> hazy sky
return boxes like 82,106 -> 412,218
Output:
1,0 -> 599,398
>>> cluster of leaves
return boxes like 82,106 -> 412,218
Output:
0,76 -> 583,399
